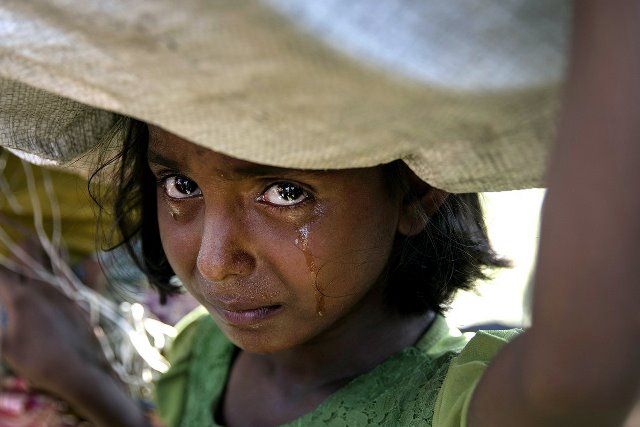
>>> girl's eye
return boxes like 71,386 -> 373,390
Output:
260,182 -> 309,206
163,176 -> 202,199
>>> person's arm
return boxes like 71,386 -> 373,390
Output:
469,1 -> 640,426
0,266 -> 154,427
55,364 -> 153,427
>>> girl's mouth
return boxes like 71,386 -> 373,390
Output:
214,304 -> 283,326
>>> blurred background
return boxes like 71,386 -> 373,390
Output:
449,189 -> 545,329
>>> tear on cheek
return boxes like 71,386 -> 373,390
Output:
295,225 -> 325,317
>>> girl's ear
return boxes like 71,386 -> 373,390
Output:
397,173 -> 449,237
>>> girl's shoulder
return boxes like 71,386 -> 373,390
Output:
154,306 -> 232,427
432,327 -> 522,427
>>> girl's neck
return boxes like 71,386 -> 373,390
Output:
246,309 -> 435,392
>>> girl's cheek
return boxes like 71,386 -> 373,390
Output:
157,198 -> 202,278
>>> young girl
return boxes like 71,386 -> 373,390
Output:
0,0 -> 638,426
116,121 -> 508,426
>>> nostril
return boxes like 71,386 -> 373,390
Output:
233,252 -> 256,275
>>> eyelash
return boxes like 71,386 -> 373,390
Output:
154,172 -> 314,208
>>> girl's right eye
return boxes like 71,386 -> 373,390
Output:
162,176 -> 202,199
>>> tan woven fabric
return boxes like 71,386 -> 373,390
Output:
0,0 -> 571,192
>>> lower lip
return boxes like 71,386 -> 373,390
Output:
215,305 -> 282,326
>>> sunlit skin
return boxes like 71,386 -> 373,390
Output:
147,126 -> 439,425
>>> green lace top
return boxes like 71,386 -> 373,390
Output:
155,307 -> 518,427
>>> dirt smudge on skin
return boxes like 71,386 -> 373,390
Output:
168,204 -> 183,220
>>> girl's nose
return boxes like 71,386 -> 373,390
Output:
196,207 -> 256,283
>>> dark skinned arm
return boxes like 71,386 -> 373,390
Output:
0,266 -> 154,427
469,1 -> 640,426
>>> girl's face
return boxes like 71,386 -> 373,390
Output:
147,126 -> 412,353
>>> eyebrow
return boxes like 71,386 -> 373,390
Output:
147,150 -> 327,181
147,150 -> 180,170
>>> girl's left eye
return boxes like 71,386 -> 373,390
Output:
259,182 -> 309,206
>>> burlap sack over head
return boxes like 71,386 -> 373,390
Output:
0,0 -> 571,192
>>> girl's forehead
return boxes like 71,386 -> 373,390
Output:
148,124 -> 269,172
147,124 -> 351,181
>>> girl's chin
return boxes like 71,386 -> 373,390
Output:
220,322 -> 313,355
227,333 -> 297,355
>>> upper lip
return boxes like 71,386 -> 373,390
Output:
197,278 -> 282,312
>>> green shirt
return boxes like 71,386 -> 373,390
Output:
155,307 -> 518,427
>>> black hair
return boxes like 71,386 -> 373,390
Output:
91,119 -> 179,303
380,161 -> 508,314
97,119 -> 507,312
